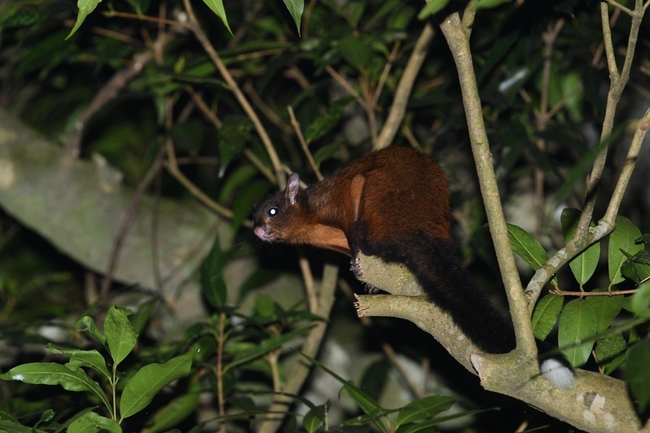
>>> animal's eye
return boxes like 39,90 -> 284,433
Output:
267,207 -> 279,218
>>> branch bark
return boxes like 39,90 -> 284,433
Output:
354,253 -> 649,433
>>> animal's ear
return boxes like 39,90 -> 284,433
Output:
285,173 -> 300,205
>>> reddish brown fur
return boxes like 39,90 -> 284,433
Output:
252,147 -> 452,255
252,147 -> 576,386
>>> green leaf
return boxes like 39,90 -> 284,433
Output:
396,395 -> 456,427
594,333 -> 626,374
302,403 -> 326,433
627,339 -> 650,415
282,0 -> 304,35
254,293 -> 276,320
125,0 -> 148,15
223,326 -> 312,374
507,225 -> 556,285
130,300 -> 156,335
630,280 -> 650,319
202,0 -> 232,35
104,306 -> 138,367
0,363 -> 112,414
200,235 -> 227,308
66,0 -> 102,40
507,223 -> 548,269
299,353 -> 385,432
561,71 -> 584,123
338,36 -> 370,70
75,316 -> 106,346
142,379 -> 201,433
585,292 -> 623,334
67,411 -> 122,433
621,250 -> 650,283
476,0 -> 513,9
417,0 -> 450,20
304,97 -> 352,144
0,419 -> 38,433
561,208 -> 600,285
531,294 -> 563,340
120,352 -> 193,419
558,299 -> 598,367
47,345 -> 111,382
608,216 -> 643,286
217,116 -> 252,177
218,165 -> 259,205
313,140 -> 342,165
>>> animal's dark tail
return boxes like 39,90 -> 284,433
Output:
361,233 -> 575,388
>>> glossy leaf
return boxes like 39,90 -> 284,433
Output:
338,35 -> 370,70
561,208 -> 600,285
585,292 -> 623,334
223,326 -> 312,374
417,0 -> 450,19
304,97 -> 352,144
120,351 -> 193,419
67,411 -> 122,433
507,225 -> 556,285
75,316 -> 106,346
217,116 -> 252,177
396,395 -> 456,427
301,353 -> 386,432
558,299 -> 598,367
0,419 -> 40,433
608,216 -> 643,286
621,250 -> 650,283
0,363 -> 111,414
142,379 -> 201,433
47,345 -> 111,382
203,0 -> 232,35
476,0 -> 513,9
104,306 -> 138,367
313,140 -> 342,165
630,280 -> 650,319
282,0 -> 304,35
531,294 -> 563,340
254,293 -> 276,320
200,235 -> 227,308
627,339 -> 650,414
66,0 -> 101,40
594,333 -> 626,375
302,404 -> 326,433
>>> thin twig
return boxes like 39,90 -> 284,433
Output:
551,288 -> 638,296
287,106 -> 322,180
375,23 -> 435,150
66,51 -> 154,157
533,19 -> 565,234
370,41 -> 400,109
182,0 -> 284,185
100,144 -> 167,297
165,139 -> 236,220
298,256 -> 318,314
526,0 -> 648,308
526,108 -> 650,304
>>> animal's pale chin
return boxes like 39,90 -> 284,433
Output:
254,226 -> 276,242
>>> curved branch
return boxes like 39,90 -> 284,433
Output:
354,253 -> 648,433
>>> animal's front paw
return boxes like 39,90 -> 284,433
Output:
350,254 -> 363,279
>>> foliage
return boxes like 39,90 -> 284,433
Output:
0,306 -> 193,431
1,0 -> 650,431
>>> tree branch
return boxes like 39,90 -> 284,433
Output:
438,14 -> 535,356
